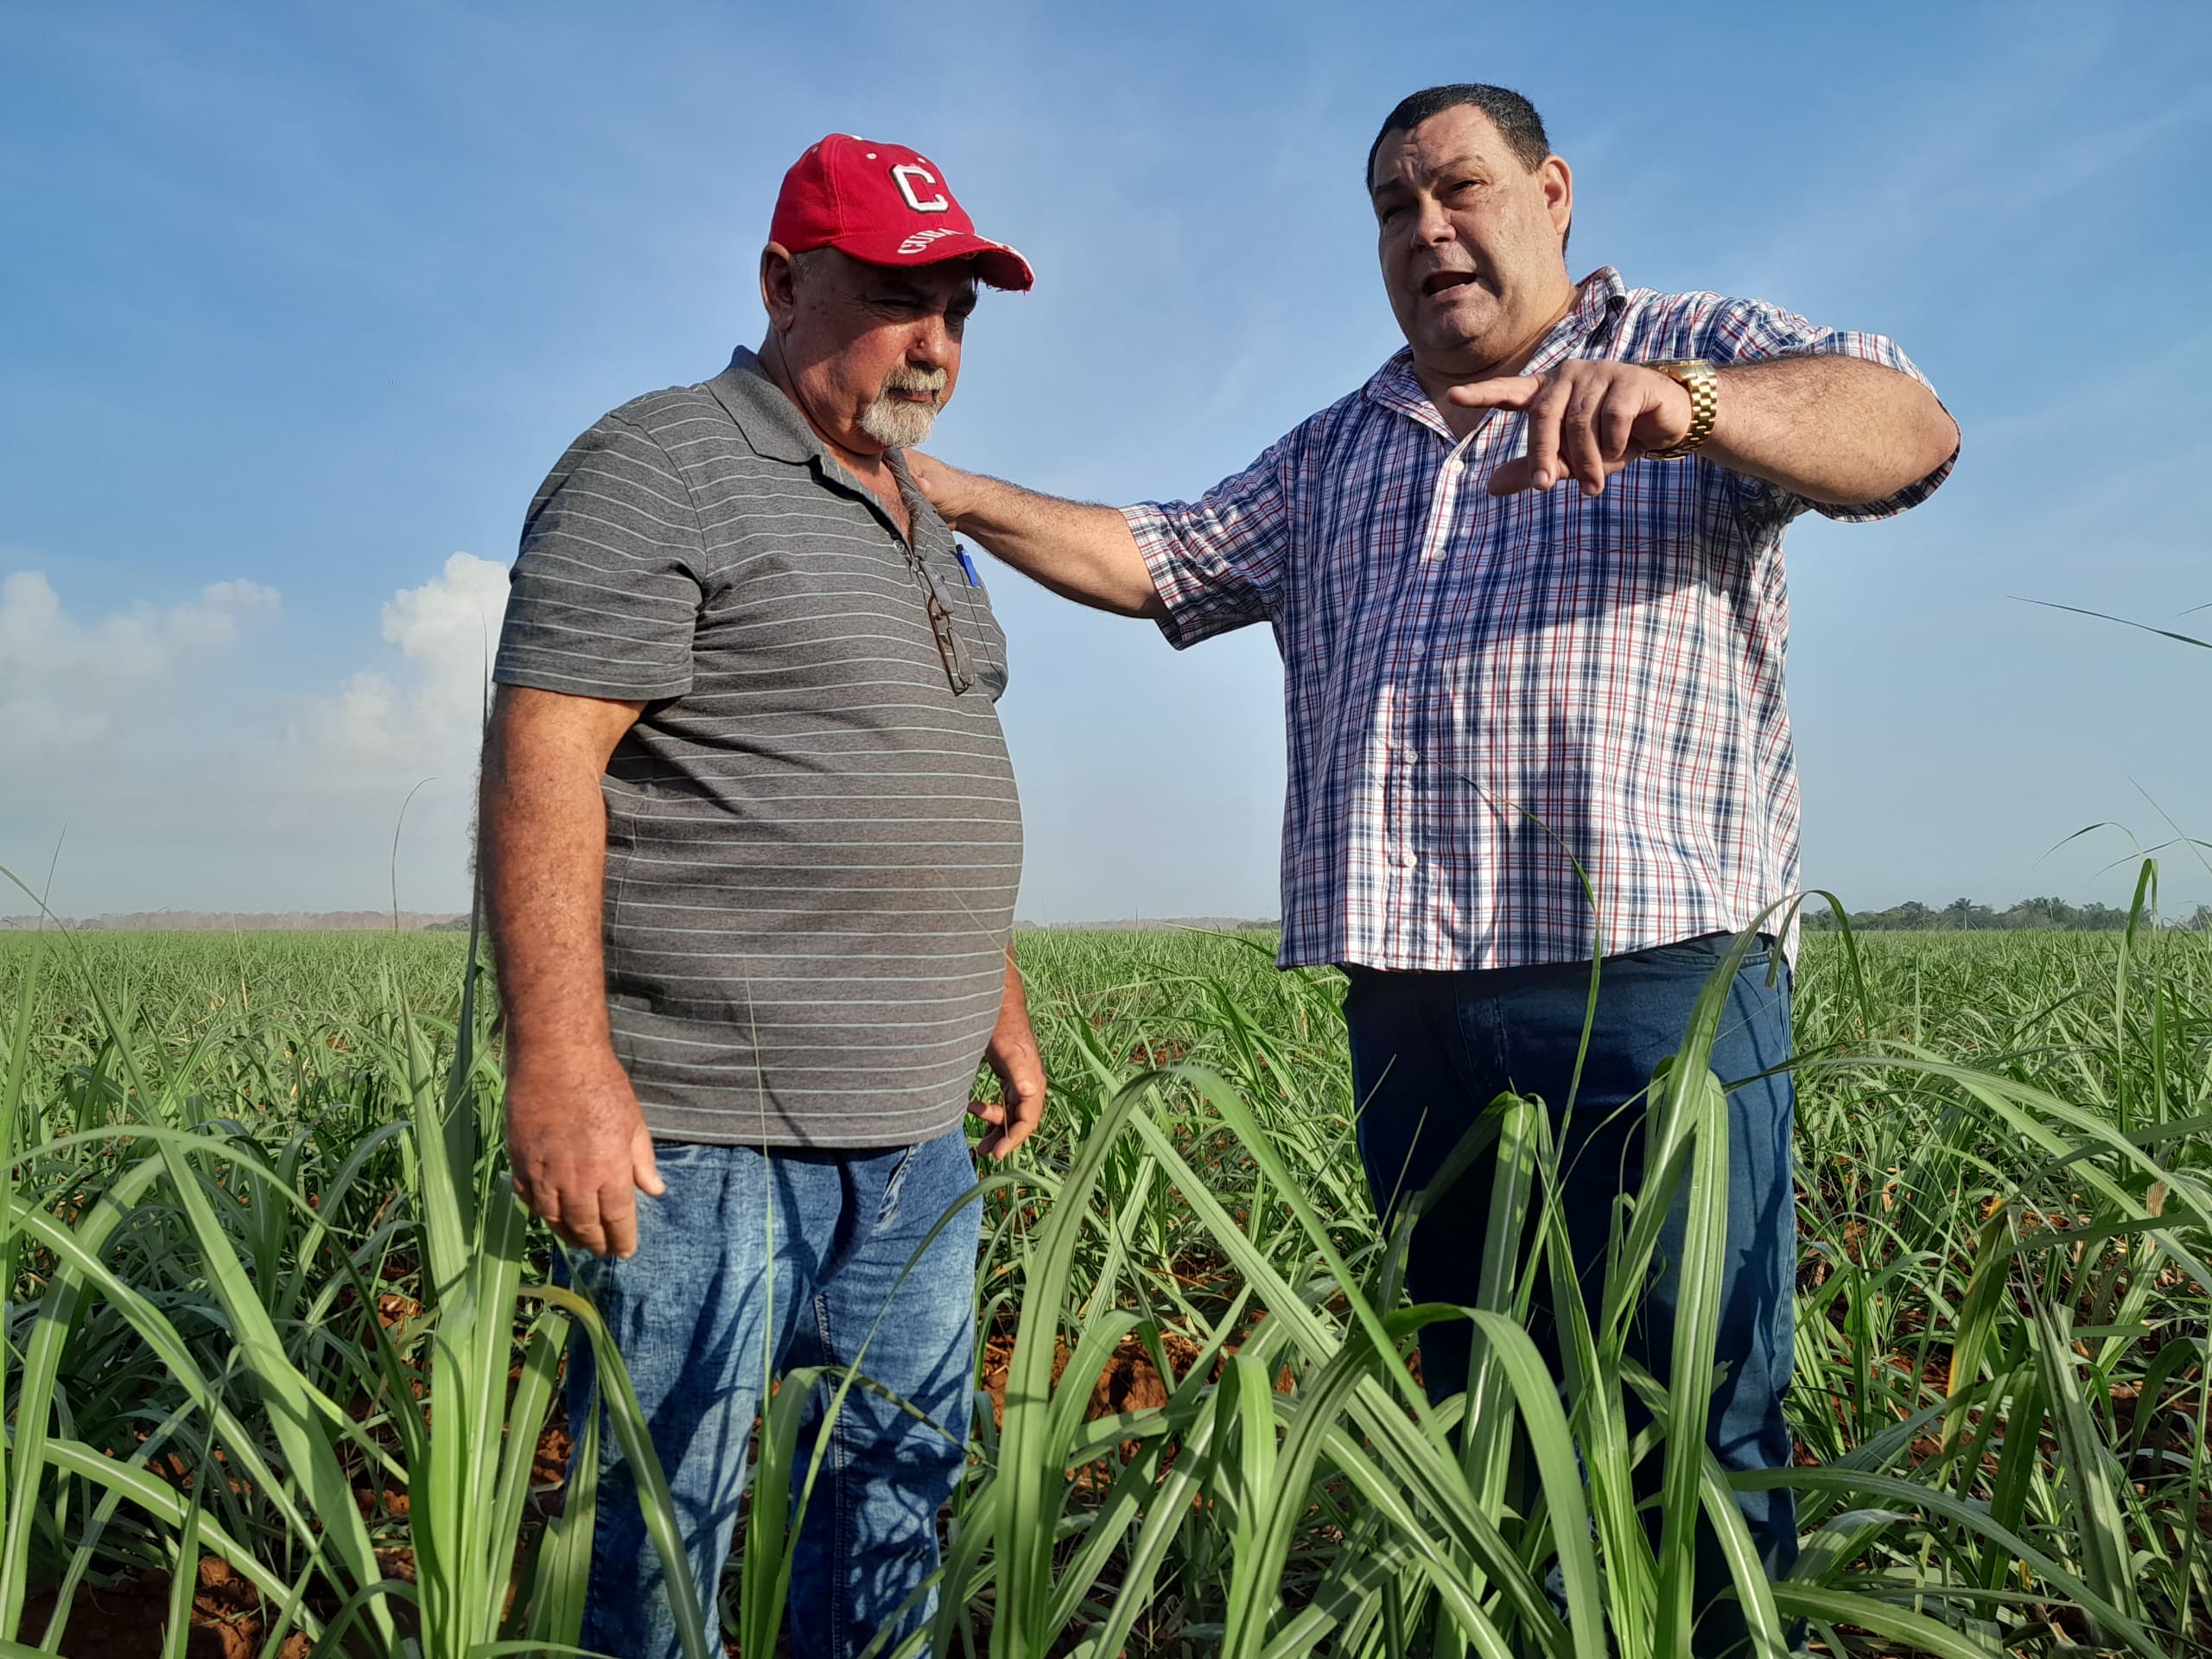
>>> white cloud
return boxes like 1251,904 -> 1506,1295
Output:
2,554 -> 514,914
382,550 -> 511,726
0,569 -> 280,760
311,552 -> 509,767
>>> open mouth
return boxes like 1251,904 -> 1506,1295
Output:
1421,270 -> 1478,297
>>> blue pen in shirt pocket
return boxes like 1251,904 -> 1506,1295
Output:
954,544 -> 982,588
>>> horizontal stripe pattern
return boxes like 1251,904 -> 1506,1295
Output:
495,350 -> 1021,1147
1127,269 -> 1953,975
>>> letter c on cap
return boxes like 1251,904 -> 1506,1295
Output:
890,163 -> 950,213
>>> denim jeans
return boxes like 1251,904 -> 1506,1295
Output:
563,1128 -> 981,1659
1344,933 -> 1797,1651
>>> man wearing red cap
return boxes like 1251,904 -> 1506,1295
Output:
480,134 -> 1037,1658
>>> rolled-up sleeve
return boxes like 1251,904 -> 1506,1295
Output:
493,415 -> 707,700
1122,436 -> 1295,650
1698,297 -> 1956,524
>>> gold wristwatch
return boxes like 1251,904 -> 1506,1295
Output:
1640,359 -> 1719,459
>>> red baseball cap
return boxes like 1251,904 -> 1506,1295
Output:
770,134 -> 1034,292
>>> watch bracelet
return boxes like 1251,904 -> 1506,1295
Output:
1642,359 -> 1717,460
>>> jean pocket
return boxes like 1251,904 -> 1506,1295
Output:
879,1128 -> 979,1230
1637,931 -> 1771,970
642,1141 -> 729,1210
651,1140 -> 727,1167
875,1143 -> 923,1228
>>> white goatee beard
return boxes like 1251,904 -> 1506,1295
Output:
858,396 -> 939,449
859,366 -> 948,449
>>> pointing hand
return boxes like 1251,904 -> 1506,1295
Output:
1448,360 -> 1696,498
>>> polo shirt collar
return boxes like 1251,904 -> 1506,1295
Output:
1364,266 -> 1632,435
703,347 -> 949,548
705,346 -> 823,465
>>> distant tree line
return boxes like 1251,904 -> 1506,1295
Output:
0,910 -> 472,933
1802,897 -> 2212,932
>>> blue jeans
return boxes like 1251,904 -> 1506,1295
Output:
1344,933 -> 1797,1650
563,1128 -> 980,1659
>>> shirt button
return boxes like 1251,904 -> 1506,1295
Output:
1397,851 -> 1419,869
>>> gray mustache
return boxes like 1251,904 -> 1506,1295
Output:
882,369 -> 948,397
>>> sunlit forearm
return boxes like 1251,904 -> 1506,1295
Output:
1702,355 -> 1958,506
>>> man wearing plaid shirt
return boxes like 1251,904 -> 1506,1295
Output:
913,83 -> 1958,1638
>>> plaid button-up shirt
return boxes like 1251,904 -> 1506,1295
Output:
1125,268 -> 1952,972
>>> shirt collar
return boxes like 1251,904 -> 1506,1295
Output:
704,346 -> 823,465
1364,266 -> 1632,434
703,346 -> 950,547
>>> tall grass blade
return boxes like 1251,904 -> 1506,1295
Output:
2031,1300 -> 2145,1637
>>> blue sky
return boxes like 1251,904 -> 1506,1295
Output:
3,0 -> 2209,923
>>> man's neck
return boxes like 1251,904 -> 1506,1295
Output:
755,335 -> 893,481
754,334 -> 912,538
1411,278 -> 1580,429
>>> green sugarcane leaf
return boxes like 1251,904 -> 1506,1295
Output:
1768,1583 -> 2007,1659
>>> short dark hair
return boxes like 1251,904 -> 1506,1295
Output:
1364,84 -> 1552,186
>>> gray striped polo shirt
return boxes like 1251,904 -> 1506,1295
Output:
493,348 -> 1022,1148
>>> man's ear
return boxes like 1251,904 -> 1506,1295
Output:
1540,156 -> 1573,241
760,242 -> 799,331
